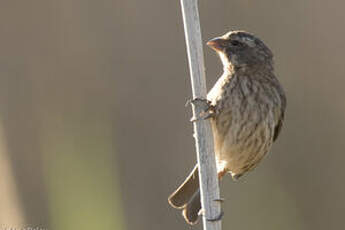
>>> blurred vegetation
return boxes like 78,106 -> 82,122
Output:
41,115 -> 125,230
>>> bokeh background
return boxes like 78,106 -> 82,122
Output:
0,0 -> 344,229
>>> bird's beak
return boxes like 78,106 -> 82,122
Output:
207,37 -> 227,51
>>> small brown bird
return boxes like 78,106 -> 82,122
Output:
168,31 -> 286,224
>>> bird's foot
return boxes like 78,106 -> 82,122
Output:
198,202 -> 224,223
186,98 -> 215,122
213,198 -> 225,203
232,173 -> 243,181
198,209 -> 205,217
206,210 -> 224,222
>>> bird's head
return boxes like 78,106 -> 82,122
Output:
207,31 -> 273,71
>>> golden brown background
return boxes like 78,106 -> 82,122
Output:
0,0 -> 344,229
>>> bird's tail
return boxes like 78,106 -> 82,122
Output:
168,164 -> 201,225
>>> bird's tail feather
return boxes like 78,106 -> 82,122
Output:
168,164 -> 201,225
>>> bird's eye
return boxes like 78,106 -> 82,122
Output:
230,40 -> 241,46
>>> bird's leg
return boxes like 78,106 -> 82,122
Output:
187,98 -> 215,122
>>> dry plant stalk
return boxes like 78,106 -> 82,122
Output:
180,0 -> 222,230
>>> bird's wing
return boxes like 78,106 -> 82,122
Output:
273,91 -> 286,142
273,114 -> 284,142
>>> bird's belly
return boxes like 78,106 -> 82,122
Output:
212,117 -> 274,178
208,74 -> 281,178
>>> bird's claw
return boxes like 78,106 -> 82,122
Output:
206,210 -> 224,222
198,206 -> 224,222
205,210 -> 224,222
198,209 -> 205,217
213,198 -> 225,203
185,98 -> 194,107
187,98 -> 215,122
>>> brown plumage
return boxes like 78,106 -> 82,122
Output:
168,31 -> 287,225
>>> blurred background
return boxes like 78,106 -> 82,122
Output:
0,0 -> 344,229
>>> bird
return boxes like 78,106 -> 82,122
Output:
168,30 -> 287,225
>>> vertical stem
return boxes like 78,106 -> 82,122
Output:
180,1 -> 222,230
